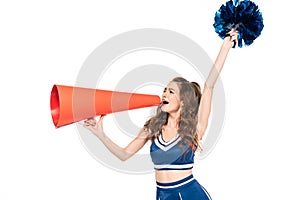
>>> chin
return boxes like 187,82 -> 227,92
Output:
161,106 -> 169,113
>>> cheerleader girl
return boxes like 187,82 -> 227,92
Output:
84,31 -> 238,199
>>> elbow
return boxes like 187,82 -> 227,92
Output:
119,157 -> 127,162
118,151 -> 133,162
119,156 -> 129,162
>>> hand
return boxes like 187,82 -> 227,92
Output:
223,31 -> 239,49
83,115 -> 106,138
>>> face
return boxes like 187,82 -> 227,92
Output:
161,81 -> 181,114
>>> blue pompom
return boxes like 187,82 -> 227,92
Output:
213,0 -> 264,48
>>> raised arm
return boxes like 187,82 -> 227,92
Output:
84,116 -> 149,161
197,32 -> 238,139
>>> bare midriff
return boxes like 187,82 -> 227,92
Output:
155,169 -> 193,183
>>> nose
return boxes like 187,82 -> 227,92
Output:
162,90 -> 168,98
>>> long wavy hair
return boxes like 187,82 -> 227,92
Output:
144,77 -> 202,148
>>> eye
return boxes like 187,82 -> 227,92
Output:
163,88 -> 167,93
170,90 -> 174,94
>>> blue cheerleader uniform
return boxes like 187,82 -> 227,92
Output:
150,133 -> 212,200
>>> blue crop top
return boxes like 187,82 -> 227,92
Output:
150,133 -> 196,170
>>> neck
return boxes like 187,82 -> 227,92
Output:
167,111 -> 180,129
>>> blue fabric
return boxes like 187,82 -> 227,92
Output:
213,0 -> 264,48
156,175 -> 211,200
150,134 -> 195,170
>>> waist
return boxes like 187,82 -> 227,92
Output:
156,174 -> 195,189
155,169 -> 193,184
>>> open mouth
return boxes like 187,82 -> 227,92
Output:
162,100 -> 169,105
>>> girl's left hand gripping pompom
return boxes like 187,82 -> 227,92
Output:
213,0 -> 264,48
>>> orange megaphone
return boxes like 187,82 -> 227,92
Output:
50,85 -> 161,128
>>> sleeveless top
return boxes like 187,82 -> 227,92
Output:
150,133 -> 196,170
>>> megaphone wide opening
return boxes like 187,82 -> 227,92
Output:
50,85 -> 60,127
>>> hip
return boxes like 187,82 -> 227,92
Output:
156,174 -> 212,200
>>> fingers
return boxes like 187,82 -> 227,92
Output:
83,115 -> 106,126
97,115 -> 106,125
225,31 -> 239,48
225,32 -> 238,40
82,115 -> 106,133
230,32 -> 238,40
84,118 -> 96,127
232,34 -> 238,48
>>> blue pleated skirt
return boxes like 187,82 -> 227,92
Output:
156,175 -> 212,200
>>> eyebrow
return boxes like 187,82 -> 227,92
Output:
164,87 -> 175,91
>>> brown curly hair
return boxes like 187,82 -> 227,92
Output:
144,77 -> 202,148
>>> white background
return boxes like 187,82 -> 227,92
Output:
1,0 -> 299,199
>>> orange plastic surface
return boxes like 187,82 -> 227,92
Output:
50,85 -> 161,128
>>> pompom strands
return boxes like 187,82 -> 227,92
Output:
213,0 -> 264,48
